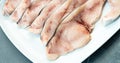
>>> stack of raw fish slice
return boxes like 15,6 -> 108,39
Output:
2,0 -> 120,60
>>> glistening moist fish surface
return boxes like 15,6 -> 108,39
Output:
40,0 -> 72,44
46,4 -> 90,60
18,0 -> 52,28
10,0 -> 31,22
2,0 -> 21,15
40,0 -> 87,44
28,0 -> 67,34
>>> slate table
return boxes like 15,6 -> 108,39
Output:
0,27 -> 120,63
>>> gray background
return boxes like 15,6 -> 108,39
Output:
0,27 -> 120,63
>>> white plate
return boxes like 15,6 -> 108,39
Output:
0,0 -> 120,63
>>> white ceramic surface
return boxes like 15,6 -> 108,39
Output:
0,0 -> 120,63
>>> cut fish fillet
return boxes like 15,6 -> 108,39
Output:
28,0 -> 67,34
46,0 -> 105,60
102,0 -> 120,25
46,4 -> 87,60
47,21 -> 90,60
18,0 -> 51,28
80,0 -> 105,32
40,0 -> 72,44
46,18 -> 90,60
10,0 -> 31,22
2,0 -> 20,15
41,0 -> 87,44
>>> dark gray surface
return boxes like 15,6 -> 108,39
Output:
0,26 -> 120,63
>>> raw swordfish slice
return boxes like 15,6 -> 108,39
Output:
40,0 -> 87,44
102,0 -> 120,25
46,0 -> 105,60
2,0 -> 20,15
46,4 -> 90,60
47,21 -> 91,60
18,0 -> 51,28
28,0 -> 67,34
80,0 -> 105,32
40,0 -> 72,44
10,0 -> 31,22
